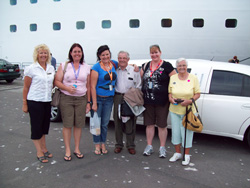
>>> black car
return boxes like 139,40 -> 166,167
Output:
0,59 -> 21,83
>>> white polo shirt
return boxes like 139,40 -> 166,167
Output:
24,63 -> 55,102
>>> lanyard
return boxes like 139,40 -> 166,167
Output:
150,60 -> 162,77
71,62 -> 81,82
100,61 -> 113,81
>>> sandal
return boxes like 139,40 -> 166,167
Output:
64,155 -> 72,161
74,152 -> 84,159
101,148 -> 108,155
94,149 -> 101,155
44,151 -> 53,158
37,156 -> 48,163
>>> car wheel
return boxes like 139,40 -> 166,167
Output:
6,79 -> 14,83
50,106 -> 62,122
245,128 -> 250,149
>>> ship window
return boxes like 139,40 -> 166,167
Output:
10,0 -> 17,5
76,21 -> 85,30
30,0 -> 37,4
30,24 -> 37,31
129,19 -> 140,28
53,22 -> 61,30
161,19 -> 172,27
10,25 -> 17,32
102,20 -> 111,29
225,19 -> 237,28
193,18 -> 204,28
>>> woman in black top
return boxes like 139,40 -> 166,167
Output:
140,45 -> 176,158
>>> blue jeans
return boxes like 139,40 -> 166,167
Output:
92,96 -> 114,144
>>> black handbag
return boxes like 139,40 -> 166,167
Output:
121,99 -> 134,117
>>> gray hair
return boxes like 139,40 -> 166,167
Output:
176,58 -> 188,67
118,51 -> 130,59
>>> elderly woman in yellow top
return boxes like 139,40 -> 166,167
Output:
22,44 -> 55,163
168,58 -> 200,166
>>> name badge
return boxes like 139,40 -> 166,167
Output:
109,85 -> 113,91
148,81 -> 153,89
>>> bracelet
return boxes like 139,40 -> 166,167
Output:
87,101 -> 92,104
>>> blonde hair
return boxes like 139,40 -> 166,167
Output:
33,44 -> 51,64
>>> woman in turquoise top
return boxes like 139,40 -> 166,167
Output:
91,45 -> 118,155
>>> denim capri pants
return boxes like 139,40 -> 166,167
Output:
170,111 -> 194,148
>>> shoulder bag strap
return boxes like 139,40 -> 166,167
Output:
62,62 -> 69,81
142,61 -> 150,72
191,98 -> 199,113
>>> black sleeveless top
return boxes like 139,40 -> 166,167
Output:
141,61 -> 174,106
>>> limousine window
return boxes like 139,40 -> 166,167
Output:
209,70 -> 250,97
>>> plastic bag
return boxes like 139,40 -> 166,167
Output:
90,112 -> 101,135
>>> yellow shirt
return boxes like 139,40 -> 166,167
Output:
168,73 -> 200,115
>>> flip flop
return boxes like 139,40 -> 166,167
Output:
101,149 -> 108,155
74,152 -> 84,159
64,155 -> 72,161
44,151 -> 53,158
37,156 -> 48,163
94,149 -> 101,155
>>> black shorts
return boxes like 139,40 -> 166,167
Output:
144,102 -> 170,128
27,100 -> 51,139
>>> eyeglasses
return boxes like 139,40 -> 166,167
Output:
177,64 -> 187,67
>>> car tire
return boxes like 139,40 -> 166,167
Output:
245,128 -> 250,149
6,79 -> 14,83
50,106 -> 62,122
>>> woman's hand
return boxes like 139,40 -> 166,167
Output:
181,99 -> 192,106
22,104 -> 28,113
92,103 -> 98,112
67,85 -> 77,94
169,97 -> 176,104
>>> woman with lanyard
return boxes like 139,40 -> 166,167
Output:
140,45 -> 176,158
54,43 -> 91,161
91,45 -> 118,155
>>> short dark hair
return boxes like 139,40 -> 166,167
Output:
97,45 -> 111,61
68,43 -> 84,64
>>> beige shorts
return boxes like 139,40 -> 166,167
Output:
59,93 -> 87,128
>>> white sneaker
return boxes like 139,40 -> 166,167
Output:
182,154 -> 191,166
169,153 -> 182,162
143,145 -> 153,156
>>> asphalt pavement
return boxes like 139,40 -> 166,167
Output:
0,78 -> 250,188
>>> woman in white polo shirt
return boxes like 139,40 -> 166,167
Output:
22,44 -> 55,163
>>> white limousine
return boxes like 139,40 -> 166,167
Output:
51,59 -> 250,148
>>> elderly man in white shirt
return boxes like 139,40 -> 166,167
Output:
113,51 -> 141,155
